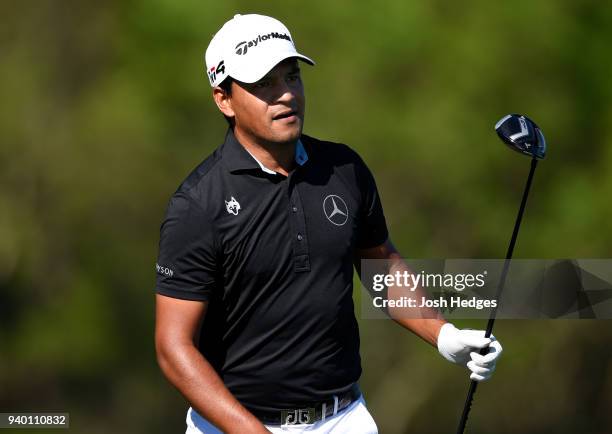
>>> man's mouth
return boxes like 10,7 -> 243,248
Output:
273,110 -> 298,121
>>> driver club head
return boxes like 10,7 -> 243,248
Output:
495,114 -> 547,160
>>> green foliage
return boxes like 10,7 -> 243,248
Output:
1,1 -> 612,433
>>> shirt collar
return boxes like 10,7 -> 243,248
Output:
222,128 -> 309,174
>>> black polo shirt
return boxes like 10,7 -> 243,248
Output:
155,128 -> 388,413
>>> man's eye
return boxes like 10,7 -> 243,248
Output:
287,74 -> 300,82
255,81 -> 271,88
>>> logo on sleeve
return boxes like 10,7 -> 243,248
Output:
156,263 -> 174,277
225,196 -> 241,215
323,195 -> 348,226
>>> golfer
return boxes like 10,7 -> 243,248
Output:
154,13 -> 503,434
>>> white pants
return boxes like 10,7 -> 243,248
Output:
185,395 -> 378,433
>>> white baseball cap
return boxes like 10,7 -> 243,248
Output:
205,14 -> 315,87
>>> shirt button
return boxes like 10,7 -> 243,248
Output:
292,206 -> 298,212
297,233 -> 303,241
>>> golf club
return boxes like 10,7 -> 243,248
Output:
455,114 -> 547,434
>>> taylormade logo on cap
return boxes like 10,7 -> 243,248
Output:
235,32 -> 292,55
204,14 -> 314,87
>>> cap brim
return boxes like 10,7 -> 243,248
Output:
230,51 -> 315,84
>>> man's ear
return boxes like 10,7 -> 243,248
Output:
213,87 -> 235,118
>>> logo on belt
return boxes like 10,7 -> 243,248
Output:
323,194 -> 348,226
281,408 -> 315,425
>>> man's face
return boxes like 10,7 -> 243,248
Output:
227,59 -> 305,145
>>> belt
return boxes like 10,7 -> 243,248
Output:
252,383 -> 362,426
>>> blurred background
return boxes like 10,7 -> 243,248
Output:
1,1 -> 612,433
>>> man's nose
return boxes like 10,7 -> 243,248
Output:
274,80 -> 297,103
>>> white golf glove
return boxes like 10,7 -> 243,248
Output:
437,323 -> 503,382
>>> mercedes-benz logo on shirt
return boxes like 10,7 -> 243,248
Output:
323,195 -> 349,226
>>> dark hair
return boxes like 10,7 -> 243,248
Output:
218,78 -> 234,126
219,77 -> 233,95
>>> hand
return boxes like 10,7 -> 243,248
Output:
436,323 -> 503,382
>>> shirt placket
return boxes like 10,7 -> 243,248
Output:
287,171 -> 310,273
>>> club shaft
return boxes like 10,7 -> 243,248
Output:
456,157 -> 538,434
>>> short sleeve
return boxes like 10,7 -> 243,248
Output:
355,156 -> 389,249
155,192 -> 219,301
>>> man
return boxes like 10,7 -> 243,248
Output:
155,14 -> 502,434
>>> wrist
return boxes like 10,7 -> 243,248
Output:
437,323 -> 459,363
435,321 -> 451,346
